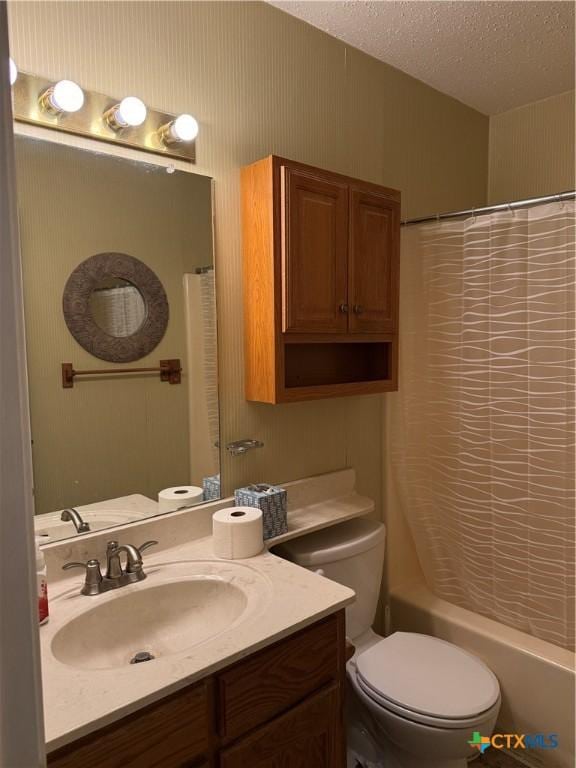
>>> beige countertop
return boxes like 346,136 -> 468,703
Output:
39,468 -> 370,752
41,533 -> 355,752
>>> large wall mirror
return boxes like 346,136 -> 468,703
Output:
15,136 -> 220,543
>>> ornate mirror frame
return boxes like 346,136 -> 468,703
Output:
62,252 -> 169,363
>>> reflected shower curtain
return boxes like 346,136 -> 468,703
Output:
90,285 -> 146,337
388,201 -> 575,651
184,271 -> 220,483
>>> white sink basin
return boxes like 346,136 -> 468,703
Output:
50,560 -> 271,671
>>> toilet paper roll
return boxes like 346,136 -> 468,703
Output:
212,506 -> 263,560
159,486 -> 204,514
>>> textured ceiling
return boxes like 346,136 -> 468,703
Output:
269,1 -> 575,115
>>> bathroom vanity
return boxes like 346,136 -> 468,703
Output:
38,471 -> 368,768
48,612 -> 346,768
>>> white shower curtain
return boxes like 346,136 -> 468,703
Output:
388,201 -> 575,651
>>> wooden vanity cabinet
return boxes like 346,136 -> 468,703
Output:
241,155 -> 401,403
46,683 -> 212,768
220,686 -> 342,768
47,611 -> 346,768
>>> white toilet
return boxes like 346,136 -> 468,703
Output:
274,518 -> 501,768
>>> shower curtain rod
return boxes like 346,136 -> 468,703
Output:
402,189 -> 575,226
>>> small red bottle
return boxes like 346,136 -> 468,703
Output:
35,537 -> 49,625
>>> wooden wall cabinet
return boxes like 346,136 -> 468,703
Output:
242,156 -> 401,403
48,612 -> 346,768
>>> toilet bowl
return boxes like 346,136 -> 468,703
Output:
273,518 -> 501,768
348,631 -> 500,768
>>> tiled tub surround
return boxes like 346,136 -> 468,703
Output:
40,469 -> 368,752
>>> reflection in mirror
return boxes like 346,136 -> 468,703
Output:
89,277 -> 147,338
63,251 -> 169,363
15,136 -> 220,543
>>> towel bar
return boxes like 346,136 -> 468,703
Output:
61,359 -> 182,388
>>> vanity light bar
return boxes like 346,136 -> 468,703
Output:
11,70 -> 197,163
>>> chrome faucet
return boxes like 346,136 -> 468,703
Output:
61,508 -> 91,533
63,539 -> 158,596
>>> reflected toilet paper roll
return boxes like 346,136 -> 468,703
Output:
212,506 -> 263,559
159,486 -> 204,514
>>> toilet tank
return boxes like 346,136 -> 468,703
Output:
273,518 -> 386,640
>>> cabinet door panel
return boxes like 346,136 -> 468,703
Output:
349,188 -> 399,333
220,686 -> 343,768
47,683 -> 210,768
217,613 -> 339,742
282,167 -> 348,333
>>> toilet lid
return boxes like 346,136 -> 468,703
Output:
356,632 -> 500,720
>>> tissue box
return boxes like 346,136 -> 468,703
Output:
203,474 -> 221,501
234,483 -> 288,540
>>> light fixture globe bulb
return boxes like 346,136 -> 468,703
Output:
51,80 -> 84,113
171,114 -> 199,142
9,57 -> 17,86
116,96 -> 147,128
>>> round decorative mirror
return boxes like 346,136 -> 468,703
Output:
63,253 -> 168,363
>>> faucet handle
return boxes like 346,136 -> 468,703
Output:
62,558 -> 103,596
138,540 -> 158,555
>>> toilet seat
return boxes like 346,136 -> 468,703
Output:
354,632 -> 500,730
353,673 -> 500,730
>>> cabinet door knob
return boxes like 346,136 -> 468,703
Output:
339,303 -> 349,314
353,304 -> 364,315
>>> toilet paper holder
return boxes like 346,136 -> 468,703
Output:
226,439 -> 264,457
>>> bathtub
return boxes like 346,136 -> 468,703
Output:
389,583 -> 575,768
